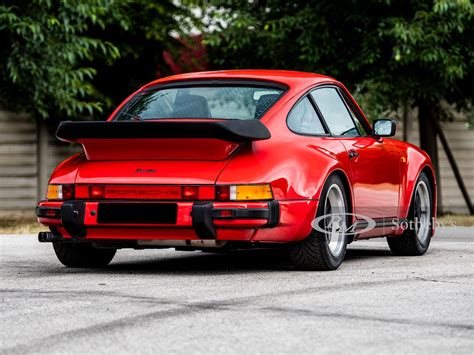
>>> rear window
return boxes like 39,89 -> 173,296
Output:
115,85 -> 285,121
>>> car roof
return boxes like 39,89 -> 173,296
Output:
141,69 -> 337,91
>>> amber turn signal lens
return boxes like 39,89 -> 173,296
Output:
233,184 -> 273,200
216,184 -> 273,201
46,184 -> 74,200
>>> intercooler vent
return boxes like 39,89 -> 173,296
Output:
97,203 -> 177,224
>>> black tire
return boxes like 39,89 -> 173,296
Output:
387,172 -> 433,256
289,174 -> 349,271
53,242 -> 116,268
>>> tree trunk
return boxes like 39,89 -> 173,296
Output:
418,100 -> 442,214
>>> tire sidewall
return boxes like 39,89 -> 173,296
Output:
408,172 -> 433,251
313,174 -> 349,269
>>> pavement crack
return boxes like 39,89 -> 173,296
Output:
0,301 -> 231,354
2,272 -> 473,353
262,306 -> 474,331
413,277 -> 464,284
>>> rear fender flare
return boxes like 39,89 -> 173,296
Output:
315,168 -> 354,220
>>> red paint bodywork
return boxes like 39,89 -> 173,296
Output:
37,70 -> 436,243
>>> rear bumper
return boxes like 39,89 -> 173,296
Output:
36,199 -> 317,243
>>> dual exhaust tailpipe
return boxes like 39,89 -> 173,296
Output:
37,232 -> 227,249
38,232 -> 62,243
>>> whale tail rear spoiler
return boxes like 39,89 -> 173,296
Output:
56,120 -> 271,143
56,120 -> 271,161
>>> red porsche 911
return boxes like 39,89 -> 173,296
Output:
36,70 -> 436,270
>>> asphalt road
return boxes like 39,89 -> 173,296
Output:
1,228 -> 473,354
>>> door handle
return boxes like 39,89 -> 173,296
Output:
348,150 -> 359,159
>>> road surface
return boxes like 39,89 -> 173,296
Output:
1,228 -> 473,354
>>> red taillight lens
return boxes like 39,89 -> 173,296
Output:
62,185 -> 74,200
216,186 -> 230,201
89,186 -> 105,199
182,186 -> 199,200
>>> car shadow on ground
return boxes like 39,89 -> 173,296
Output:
44,246 -> 394,275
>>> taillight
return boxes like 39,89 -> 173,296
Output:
77,184 -> 273,201
89,186 -> 105,199
216,186 -> 230,201
182,186 -> 199,200
47,184 -> 75,200
216,184 -> 273,201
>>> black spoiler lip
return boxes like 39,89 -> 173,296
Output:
56,119 -> 271,143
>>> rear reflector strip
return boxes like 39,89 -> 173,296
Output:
104,185 -> 181,200
77,185 -> 214,200
75,184 -> 272,201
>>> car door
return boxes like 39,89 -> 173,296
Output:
310,86 -> 401,221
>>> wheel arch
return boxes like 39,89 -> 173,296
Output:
329,169 -> 354,216
402,163 -> 437,226
420,164 -> 437,221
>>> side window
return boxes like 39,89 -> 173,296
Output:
311,88 -> 359,136
287,97 -> 326,135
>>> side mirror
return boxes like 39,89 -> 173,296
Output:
373,119 -> 397,137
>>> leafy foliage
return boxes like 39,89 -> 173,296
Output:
89,1 -> 200,109
0,0 -> 120,118
0,0 -> 196,120
203,0 -> 473,122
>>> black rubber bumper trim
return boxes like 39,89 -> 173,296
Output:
192,202 -> 216,239
35,206 -> 61,219
192,201 -> 280,239
266,200 -> 280,228
61,201 -> 87,238
211,208 -> 270,219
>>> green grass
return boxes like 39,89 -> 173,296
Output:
0,216 -> 44,234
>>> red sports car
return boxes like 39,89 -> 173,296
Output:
36,70 -> 436,270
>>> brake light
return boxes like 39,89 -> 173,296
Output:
216,184 -> 273,201
216,186 -> 230,201
47,184 -> 74,200
182,186 -> 199,200
90,186 -> 105,199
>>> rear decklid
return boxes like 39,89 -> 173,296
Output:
56,119 -> 271,185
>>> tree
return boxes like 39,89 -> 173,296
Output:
88,1 -> 201,109
0,0 -> 197,120
203,0 -> 473,211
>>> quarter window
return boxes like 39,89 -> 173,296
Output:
346,100 -> 369,136
287,97 -> 326,135
311,88 -> 359,136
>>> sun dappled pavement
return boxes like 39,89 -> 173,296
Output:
0,228 -> 473,354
